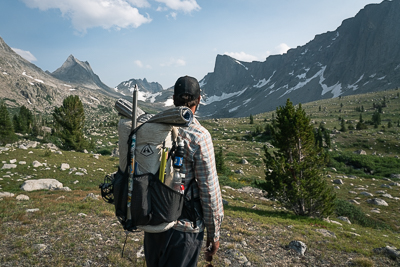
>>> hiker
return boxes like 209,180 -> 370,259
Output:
143,76 -> 224,267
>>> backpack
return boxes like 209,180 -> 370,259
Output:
100,102 -> 195,233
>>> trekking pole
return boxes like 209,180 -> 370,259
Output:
127,85 -> 138,223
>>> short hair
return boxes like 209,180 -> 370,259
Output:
174,94 -> 199,108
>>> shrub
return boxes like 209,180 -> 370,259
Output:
335,199 -> 389,229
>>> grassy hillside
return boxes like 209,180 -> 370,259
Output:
1,88 -> 400,266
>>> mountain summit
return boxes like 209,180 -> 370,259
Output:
198,0 -> 400,118
51,55 -> 118,97
0,36 -> 116,113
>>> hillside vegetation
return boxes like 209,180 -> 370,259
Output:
1,88 -> 400,266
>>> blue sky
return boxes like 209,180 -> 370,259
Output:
0,0 -> 382,89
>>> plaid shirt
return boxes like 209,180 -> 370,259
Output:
173,118 -> 224,242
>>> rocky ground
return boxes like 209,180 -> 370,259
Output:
1,190 -> 398,267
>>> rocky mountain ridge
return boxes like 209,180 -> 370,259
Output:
197,0 -> 400,118
0,37 -> 116,114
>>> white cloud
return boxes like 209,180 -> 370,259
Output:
275,43 -> 290,54
127,0 -> 150,8
134,60 -> 144,67
160,58 -> 186,67
134,60 -> 151,68
21,0 -> 152,33
264,43 -> 291,59
224,52 -> 258,62
155,0 -> 200,13
11,48 -> 37,62
167,12 -> 178,19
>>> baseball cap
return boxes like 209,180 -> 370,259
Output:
174,76 -> 201,101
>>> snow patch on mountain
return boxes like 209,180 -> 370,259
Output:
348,75 -> 364,91
243,98 -> 252,105
199,79 -> 207,88
203,87 -> 248,105
22,71 -> 44,83
164,99 -> 174,107
253,71 -> 276,88
229,106 -> 240,113
137,91 -> 162,103
235,60 -> 248,70
280,66 -> 326,98
332,32 -> 339,41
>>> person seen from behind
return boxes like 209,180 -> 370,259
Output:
143,75 -> 224,267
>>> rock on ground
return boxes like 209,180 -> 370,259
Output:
20,179 -> 63,191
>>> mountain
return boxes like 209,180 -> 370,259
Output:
113,77 -> 174,112
50,55 -> 120,99
0,36 -> 115,114
198,0 -> 400,118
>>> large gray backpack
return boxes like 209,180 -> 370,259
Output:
100,101 -> 194,233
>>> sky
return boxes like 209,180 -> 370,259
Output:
0,0 -> 383,89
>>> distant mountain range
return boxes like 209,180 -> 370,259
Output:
1,0 -> 400,118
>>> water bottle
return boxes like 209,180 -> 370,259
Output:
173,138 -> 184,170
171,137 -> 185,194
172,170 -> 184,194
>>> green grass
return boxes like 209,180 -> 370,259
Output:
1,88 -> 400,266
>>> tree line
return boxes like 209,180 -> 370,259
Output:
0,95 -> 90,152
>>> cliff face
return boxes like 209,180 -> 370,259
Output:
198,0 -> 400,118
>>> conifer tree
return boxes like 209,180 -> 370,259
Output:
260,99 -> 336,217
52,95 -> 88,151
215,147 -> 229,175
0,99 -> 17,144
340,118 -> 347,132
249,114 -> 254,124
372,111 -> 381,128
13,105 -> 33,134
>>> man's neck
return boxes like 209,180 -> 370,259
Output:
190,105 -> 197,115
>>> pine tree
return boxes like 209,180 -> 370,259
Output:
340,118 -> 347,132
260,99 -> 336,218
215,147 -> 229,175
372,111 -> 381,127
13,105 -> 33,134
0,99 -> 17,144
52,95 -> 88,151
249,114 -> 254,124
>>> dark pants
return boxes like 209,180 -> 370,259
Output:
144,228 -> 204,267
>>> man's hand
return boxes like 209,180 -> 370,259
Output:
205,240 -> 220,262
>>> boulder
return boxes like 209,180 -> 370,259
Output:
288,241 -> 307,256
354,149 -> 367,155
0,192 -> 15,198
240,158 -> 249,164
390,174 -> 400,179
337,216 -> 351,224
32,161 -> 43,167
20,179 -> 63,191
366,198 -> 388,206
316,229 -> 336,238
16,194 -> 30,201
374,246 -> 400,260
60,163 -> 70,171
333,179 -> 344,185
1,164 -> 17,169
360,192 -> 373,197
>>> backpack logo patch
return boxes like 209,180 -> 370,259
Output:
140,144 -> 154,157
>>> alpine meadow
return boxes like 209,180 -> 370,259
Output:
1,0 -> 400,266
1,88 -> 400,266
